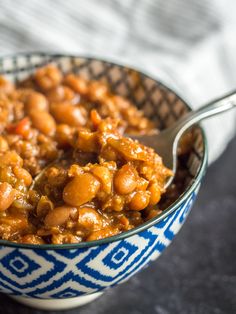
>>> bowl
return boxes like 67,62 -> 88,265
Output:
0,53 -> 207,311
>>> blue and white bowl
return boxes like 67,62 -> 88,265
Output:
0,53 -> 207,311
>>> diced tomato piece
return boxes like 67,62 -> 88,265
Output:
7,117 -> 31,138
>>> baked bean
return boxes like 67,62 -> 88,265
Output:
26,92 -> 48,112
13,166 -> 32,186
0,136 -> 9,152
34,65 -> 62,91
136,177 -> 149,191
0,182 -> 15,211
112,95 -> 130,109
87,226 -> 119,241
76,130 -> 98,153
63,173 -> 100,206
100,145 -> 118,161
55,124 -> 73,147
0,167 -> 16,185
51,103 -> 87,126
91,165 -> 112,193
129,191 -> 150,211
114,164 -> 137,194
0,151 -> 23,167
118,215 -> 130,229
64,74 -> 88,95
78,207 -> 103,231
30,110 -> 56,135
148,183 -> 161,205
47,85 -> 77,103
44,206 -> 77,227
108,195 -> 125,212
88,81 -> 108,101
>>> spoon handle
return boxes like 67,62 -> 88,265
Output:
170,89 -> 236,138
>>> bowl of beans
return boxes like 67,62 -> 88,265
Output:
0,53 -> 207,310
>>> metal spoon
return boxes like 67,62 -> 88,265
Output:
132,90 -> 236,188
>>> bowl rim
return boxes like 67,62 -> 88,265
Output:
0,52 -> 208,250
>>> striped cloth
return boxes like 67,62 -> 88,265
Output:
0,0 -> 235,163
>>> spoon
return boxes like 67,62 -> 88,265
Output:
132,90 -> 236,188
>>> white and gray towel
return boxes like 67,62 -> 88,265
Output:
0,0 -> 235,163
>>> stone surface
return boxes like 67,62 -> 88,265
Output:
0,137 -> 235,314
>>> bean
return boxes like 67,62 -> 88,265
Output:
76,130 -> 98,153
13,166 -> 32,186
88,81 -> 108,101
78,207 -> 103,231
44,206 -> 77,227
112,95 -> 130,109
34,65 -> 62,91
26,92 -> 48,112
0,167 -> 16,185
114,164 -> 137,194
55,124 -> 73,147
63,173 -> 100,206
47,85 -> 77,103
30,110 -> 56,136
51,103 -> 87,127
0,182 -> 15,211
129,191 -> 150,211
118,215 -> 130,229
0,136 -> 9,152
100,145 -> 118,161
136,177 -> 149,191
64,74 -> 88,95
148,183 -> 161,205
0,151 -> 23,167
86,226 -> 119,241
91,165 -> 112,193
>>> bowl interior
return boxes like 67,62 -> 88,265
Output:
0,53 -> 206,248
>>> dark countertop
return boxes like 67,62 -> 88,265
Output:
0,137 -> 235,314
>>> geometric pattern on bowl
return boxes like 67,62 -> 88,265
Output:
0,189 -> 197,298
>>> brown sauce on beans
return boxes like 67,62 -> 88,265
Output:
0,65 -> 190,245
